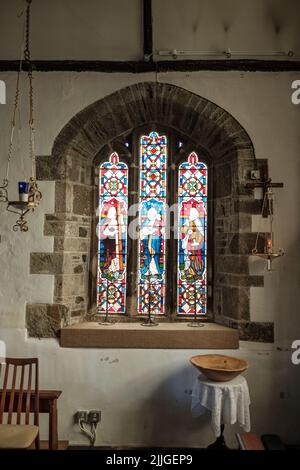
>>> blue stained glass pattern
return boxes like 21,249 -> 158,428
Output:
138,132 -> 167,315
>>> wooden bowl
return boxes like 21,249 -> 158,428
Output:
190,354 -> 249,382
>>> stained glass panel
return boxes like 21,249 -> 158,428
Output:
178,152 -> 207,315
138,132 -> 167,315
97,152 -> 128,314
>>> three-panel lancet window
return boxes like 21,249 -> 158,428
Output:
97,131 -> 208,318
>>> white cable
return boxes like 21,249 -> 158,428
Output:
91,422 -> 97,446
79,419 -> 98,446
79,419 -> 94,444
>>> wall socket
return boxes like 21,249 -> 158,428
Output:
88,410 -> 101,424
75,410 -> 101,424
75,410 -> 89,423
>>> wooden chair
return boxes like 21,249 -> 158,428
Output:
0,357 -> 40,449
236,433 -> 265,450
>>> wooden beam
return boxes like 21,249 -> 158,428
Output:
245,182 -> 284,189
1,59 -> 300,73
143,0 -> 153,62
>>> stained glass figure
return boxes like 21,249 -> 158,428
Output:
178,152 -> 207,315
97,152 -> 128,314
138,132 -> 167,315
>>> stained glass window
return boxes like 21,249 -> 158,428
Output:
97,152 -> 128,314
137,132 -> 167,315
178,152 -> 207,315
97,138 -> 209,319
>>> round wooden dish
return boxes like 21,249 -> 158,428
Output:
190,354 -> 249,382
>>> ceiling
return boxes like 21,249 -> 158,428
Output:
0,0 -> 299,61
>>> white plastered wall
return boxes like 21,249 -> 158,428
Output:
0,70 -> 300,445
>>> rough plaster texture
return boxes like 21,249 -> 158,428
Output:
1,328 -> 300,448
0,70 -> 300,445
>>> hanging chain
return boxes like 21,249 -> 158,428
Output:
24,0 -> 42,207
5,74 -> 20,184
24,0 -> 36,180
253,187 -> 273,253
2,0 -> 41,231
5,10 -> 27,185
268,188 -> 274,247
5,0 -> 32,184
2,1 -> 27,192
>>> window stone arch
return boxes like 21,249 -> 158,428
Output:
27,82 -> 273,342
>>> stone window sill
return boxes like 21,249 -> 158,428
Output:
60,322 -> 239,349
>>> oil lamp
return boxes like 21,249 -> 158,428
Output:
0,0 -> 42,232
252,186 -> 284,271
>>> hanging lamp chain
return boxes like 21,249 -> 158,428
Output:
1,0 -> 41,231
4,75 -> 20,186
252,184 -> 284,272
2,4 -> 25,196
4,37 -> 24,187
253,187 -> 274,253
24,0 -> 36,180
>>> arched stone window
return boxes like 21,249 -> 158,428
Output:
28,82 -> 274,343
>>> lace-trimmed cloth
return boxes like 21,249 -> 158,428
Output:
191,373 -> 251,437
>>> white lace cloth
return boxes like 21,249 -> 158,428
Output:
191,374 -> 251,437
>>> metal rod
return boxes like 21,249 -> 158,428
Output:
187,279 -> 204,328
182,251 -> 204,328
158,49 -> 294,58
99,249 -> 116,325
140,276 -> 159,327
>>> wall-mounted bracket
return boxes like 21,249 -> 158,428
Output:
245,178 -> 284,217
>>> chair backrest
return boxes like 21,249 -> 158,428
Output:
0,357 -> 39,426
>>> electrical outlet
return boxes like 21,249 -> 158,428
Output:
75,410 -> 89,423
88,410 -> 101,424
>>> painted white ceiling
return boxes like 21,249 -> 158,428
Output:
0,0 -> 143,60
153,0 -> 300,60
0,0 -> 299,60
